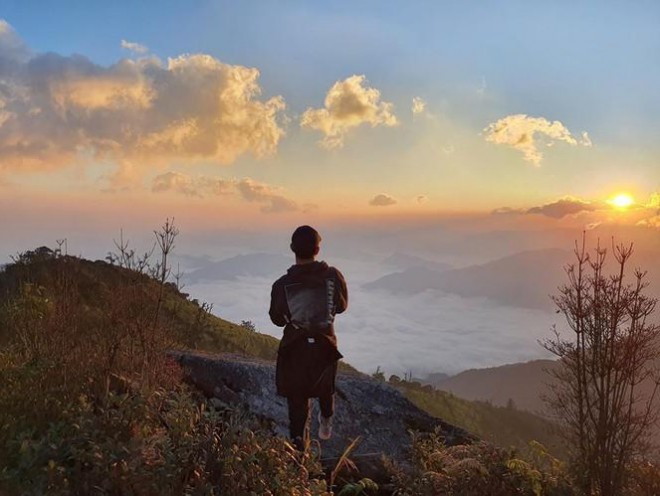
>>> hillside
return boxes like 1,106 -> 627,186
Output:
385,377 -> 566,460
0,247 -> 282,362
0,248 -> 560,450
428,360 -> 558,415
184,252 -> 291,283
0,247 -> 572,494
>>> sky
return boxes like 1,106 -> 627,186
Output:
1,2 -> 659,375
1,1 -> 658,227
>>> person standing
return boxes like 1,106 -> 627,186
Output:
269,225 -> 348,450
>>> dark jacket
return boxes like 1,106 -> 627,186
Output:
269,261 -> 348,398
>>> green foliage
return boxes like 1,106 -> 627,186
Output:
337,478 -> 378,495
371,366 -> 385,382
0,243 -> 333,495
391,378 -> 567,461
1,387 -> 331,495
391,429 -> 574,496
218,412 -> 329,495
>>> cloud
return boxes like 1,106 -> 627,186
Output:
411,97 -> 426,115
491,206 -> 525,216
416,195 -> 428,204
120,39 -> 148,54
369,193 -> 397,207
483,114 -> 588,165
637,216 -> 660,229
0,20 -> 286,182
301,75 -> 397,149
646,192 -> 660,209
151,171 -> 234,197
151,172 -> 298,213
0,19 -> 29,61
476,77 -> 487,98
637,195 -> 660,228
186,256 -> 558,376
492,197 -> 603,219
235,177 -> 298,213
152,171 -> 200,196
526,197 -> 598,218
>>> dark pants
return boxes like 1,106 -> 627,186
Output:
287,394 -> 334,441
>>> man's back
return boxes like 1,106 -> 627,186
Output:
268,225 -> 348,448
270,260 -> 347,344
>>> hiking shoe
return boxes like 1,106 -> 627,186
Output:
318,414 -> 333,440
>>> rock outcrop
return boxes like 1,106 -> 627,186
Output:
171,350 -> 474,461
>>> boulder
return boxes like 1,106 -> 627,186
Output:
170,350 -> 474,461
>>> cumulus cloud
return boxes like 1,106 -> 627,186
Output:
121,39 -> 148,54
637,216 -> 660,229
0,20 -> 29,61
483,114 -> 588,165
369,193 -> 397,207
301,75 -> 397,149
151,172 -> 297,213
526,197 -> 598,218
235,177 -> 298,213
152,171 -> 199,196
411,97 -> 426,115
637,194 -> 660,228
0,20 -> 286,182
151,171 -> 234,197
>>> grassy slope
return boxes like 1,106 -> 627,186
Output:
393,380 -> 566,459
0,249 -> 560,456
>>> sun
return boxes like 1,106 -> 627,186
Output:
607,193 -> 635,209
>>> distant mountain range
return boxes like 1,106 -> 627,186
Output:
366,248 -> 572,311
380,252 -> 453,272
427,359 -> 558,415
429,352 -> 660,447
185,253 -> 291,283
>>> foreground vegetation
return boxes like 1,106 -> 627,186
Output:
1,228 -> 659,494
0,241 -> 342,495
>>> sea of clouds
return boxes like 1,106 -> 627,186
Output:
184,255 -> 557,377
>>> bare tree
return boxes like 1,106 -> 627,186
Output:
106,229 -> 155,273
542,236 -> 660,495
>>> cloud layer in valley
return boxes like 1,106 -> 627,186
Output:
483,114 -> 591,165
183,255 -> 558,376
301,75 -> 398,149
0,20 -> 285,182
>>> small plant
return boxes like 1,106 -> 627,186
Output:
390,429 -> 574,496
240,319 -> 257,332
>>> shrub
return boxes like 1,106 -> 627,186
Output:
0,231 -> 330,495
390,429 -> 574,496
